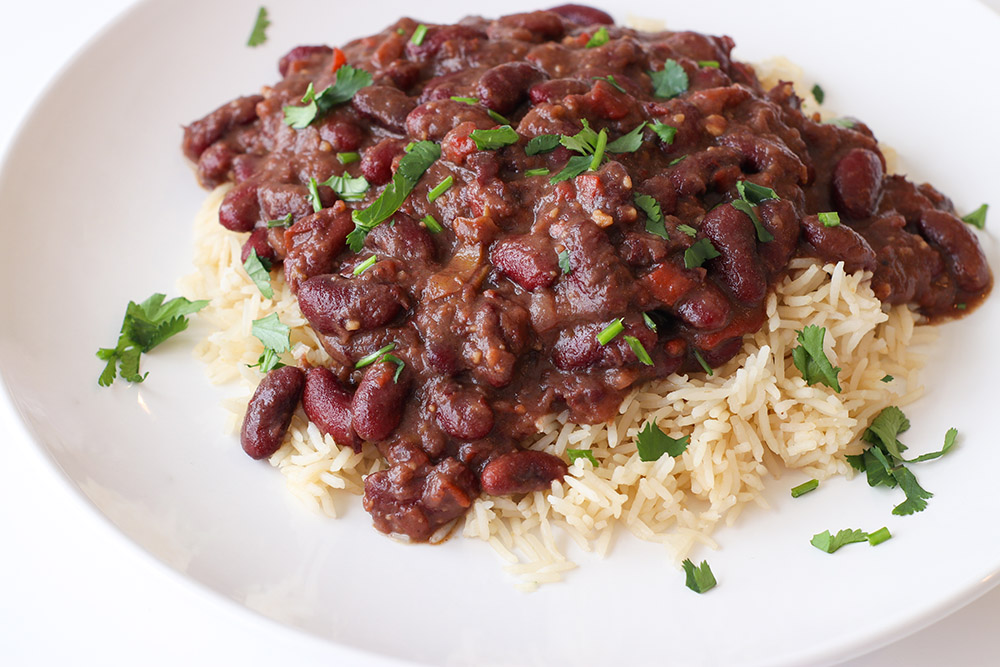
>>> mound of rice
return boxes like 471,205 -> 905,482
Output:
178,182 -> 934,591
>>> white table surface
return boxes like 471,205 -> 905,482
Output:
2,2 -> 999,665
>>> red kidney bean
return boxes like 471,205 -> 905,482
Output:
430,381 -> 495,440
367,212 -> 436,264
278,45 -> 332,78
257,183 -> 314,223
382,60 -> 422,91
196,142 -> 234,188
552,323 -> 602,370
406,25 -> 486,60
477,62 -> 547,115
302,367 -> 361,451
917,209 -> 992,293
528,78 -> 591,105
231,154 -> 261,183
700,203 -> 767,304
547,4 -> 614,25
218,181 -> 261,232
360,138 -> 407,186
318,117 -> 364,153
352,361 -> 411,442
490,11 -> 566,42
800,213 -> 876,273
756,198 -> 800,276
676,282 -> 732,331
182,95 -> 262,162
406,99 -> 494,142
418,68 -> 485,104
490,235 -> 559,291
297,274 -> 407,336
832,148 -> 884,220
240,227 -> 276,265
480,450 -> 568,496
241,366 -> 305,460
421,458 -> 478,515
283,205 -> 353,291
352,85 -> 416,134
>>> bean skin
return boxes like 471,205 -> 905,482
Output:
490,235 -> 559,291
477,62 -> 547,115
800,213 -> 876,273
283,205 -> 354,291
528,78 -> 591,105
181,95 -> 262,162
241,366 -> 305,460
218,181 -> 261,233
366,212 -> 436,264
302,368 -> 361,451
240,227 -> 276,265
352,361 -> 411,442
676,282 -> 732,331
832,148 -> 884,220
700,203 -> 767,304
547,4 -> 614,25
278,45 -> 332,78
296,274 -> 407,336
430,380 -> 495,440
480,450 -> 568,495
352,85 -> 416,134
917,209 -> 992,293
361,138 -> 407,187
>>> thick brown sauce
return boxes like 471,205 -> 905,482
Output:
183,5 -> 992,540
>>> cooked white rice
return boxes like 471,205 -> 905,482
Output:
178,183 -> 933,591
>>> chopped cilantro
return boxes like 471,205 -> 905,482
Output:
450,96 -> 478,104
810,529 -> 869,554
525,134 -> 561,156
791,325 -> 841,392
683,238 -> 720,269
558,249 -> 572,275
606,122 -> 647,154
811,84 -> 825,104
421,214 -> 443,234
736,181 -> 778,204
319,173 -> 370,203
669,155 -> 687,166
867,527 -> 892,546
585,26 -> 609,48
650,121 -> 677,144
681,559 -> 717,593
597,318 -> 624,345
347,140 -> 440,251
624,335 -> 653,366
355,343 -> 396,369
248,347 -> 285,373
469,125 -> 519,150
697,60 -> 720,68
283,66 -> 373,129
731,199 -> 774,243
650,59 -> 689,99
567,449 -> 599,466
247,7 -> 270,47
634,193 -> 668,239
693,349 -> 713,376
96,294 -> 208,386
824,117 -> 856,129
642,313 -> 657,332
592,74 -> 626,93
411,24 -> 428,46
337,152 -> 360,165
243,248 -> 274,299
353,255 -> 377,276
427,175 -> 454,203
677,224 -> 697,237
549,154 -> 593,184
251,312 -> 291,354
880,374 -> 893,383
818,211 -> 841,227
961,203 -> 988,229
266,213 -> 293,228
635,422 -> 689,461
524,168 -> 550,177
790,479 -> 819,497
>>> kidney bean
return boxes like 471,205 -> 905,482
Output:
406,25 -> 486,60
552,323 -> 602,370
231,154 -> 261,183
406,99 -> 494,142
361,138 -> 407,186
240,227 -> 276,265
800,213 -> 876,273
352,85 -> 416,134
480,450 -> 568,496
283,205 -> 353,290
917,209 -> 991,293
491,235 -> 559,291
421,458 -> 478,514
257,182 -> 314,223
477,62 -> 547,115
218,181 -> 261,232
441,121 -> 481,164
700,203 -> 767,304
528,78 -> 591,105
241,366 -> 305,460
318,117 -> 364,153
489,12 -> 566,42
352,361 -> 411,442
302,367 -> 361,451
676,282 -> 732,331
430,380 -> 495,440
642,259 -> 702,307
418,68 -> 485,104
382,60 -> 422,91
196,142 -> 235,188
297,274 -> 407,336
367,212 -> 436,264
547,4 -> 614,25
756,198 -> 800,276
182,95 -> 262,162
278,45 -> 332,77
832,148 -> 884,220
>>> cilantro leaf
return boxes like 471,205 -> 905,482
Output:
634,193 -> 668,240
635,422 -> 689,461
549,154 -> 593,184
811,84 -> 825,104
606,122 -> 647,154
558,249 -> 572,275
347,140 -> 440,251
251,312 -> 291,353
736,180 -> 778,205
731,199 -> 775,243
469,125 -> 519,150
677,224 -> 697,237
525,134 -> 560,156
560,119 -> 600,155
810,529 -> 869,554
862,406 -> 910,460
243,248 -> 274,299
283,65 -> 373,129
567,449 -> 598,466
818,211 -> 840,227
891,466 -> 933,515
247,7 -> 270,47
791,325 -> 842,392
650,59 -> 689,99
683,238 -> 720,269
681,559 -> 717,593
624,336 -> 653,366
248,347 -> 285,373
961,203 -> 988,230
320,173 -> 370,202
650,121 -> 677,144
585,26 -> 609,48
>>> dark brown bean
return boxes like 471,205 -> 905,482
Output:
490,235 -> 559,291
489,11 -> 566,42
352,361 -> 411,442
832,148 -> 884,220
360,138 -> 407,186
756,198 -> 800,276
547,4 -> 614,25
257,183 -> 314,223
283,205 -> 354,291
801,214 -> 877,273
241,227 -> 276,264
241,366 -> 305,460
552,323 -> 602,370
317,117 -> 364,153
480,450 -> 568,496
405,25 -> 486,60
196,142 -> 234,188
405,99 -> 494,141
676,282 -> 732,331
366,212 -> 436,263
218,181 -> 261,232
421,458 -> 478,515
700,203 -> 767,304
352,85 -> 416,133
302,367 -> 361,451
296,274 -> 407,336
182,95 -> 262,162
528,78 -> 591,105
477,62 -> 547,115
278,45 -> 332,77
430,381 -> 495,440
917,209 -> 992,293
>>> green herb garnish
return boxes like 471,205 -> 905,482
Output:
337,152 -> 360,165
669,155 -> 687,166
650,121 -> 677,144
488,109 -> 511,125
697,60 -> 720,68
411,24 -> 428,46
567,449 -> 599,466
677,224 -> 697,237
353,255 -> 377,276
693,349 -> 713,376
558,249 -> 572,275
266,213 -> 293,228
283,66 -> 373,129
790,479 -> 819,498
961,203 -> 988,230
382,353 -> 406,383
319,173 -> 370,203
811,84 -> 825,104
681,559 -> 717,593
635,422 -> 689,461
791,325 -> 841,392
810,529 -> 869,554
597,318 -> 624,345
650,59 -> 689,99
248,347 -> 285,373
251,312 -> 291,353
824,117 -> 856,129
606,122 -> 647,154
818,211 -> 840,227
683,238 -> 720,269
422,214 -> 443,234
625,336 -> 653,366
585,26 -> 609,48
634,193 -> 668,240
593,74 -> 626,93
427,175 -> 454,202
450,96 -> 478,104
524,168 -> 550,177
867,527 -> 892,546
247,7 -> 270,47
549,154 -> 593,183
469,125 -> 519,150
243,248 -> 274,298
881,374 -> 893,383
355,343 -> 396,369
525,134 -> 560,156
642,313 -> 657,332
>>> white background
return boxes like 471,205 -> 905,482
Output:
2,1 -> 999,665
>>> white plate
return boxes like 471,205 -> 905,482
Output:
1,0 -> 998,665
